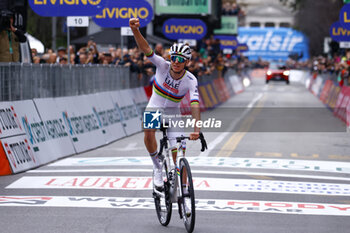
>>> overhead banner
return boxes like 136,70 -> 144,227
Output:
330,21 -> 350,42
155,0 -> 210,15
214,35 -> 238,50
93,0 -> 153,28
214,16 -> 238,35
238,27 -> 309,61
339,4 -> 350,29
29,0 -> 107,17
163,18 -> 207,40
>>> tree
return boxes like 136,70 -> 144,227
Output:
280,0 -> 343,56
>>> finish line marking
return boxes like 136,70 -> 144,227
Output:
6,176 -> 350,196
0,196 -> 349,216
27,169 -> 350,182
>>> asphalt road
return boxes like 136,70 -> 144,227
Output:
1,76 -> 350,233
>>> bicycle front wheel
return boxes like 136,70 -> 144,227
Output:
153,160 -> 172,226
179,158 -> 195,233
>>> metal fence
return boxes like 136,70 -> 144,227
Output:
0,63 -> 132,101
0,63 -> 236,102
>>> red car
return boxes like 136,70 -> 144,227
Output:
266,63 -> 290,84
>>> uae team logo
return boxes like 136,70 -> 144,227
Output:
143,110 -> 161,129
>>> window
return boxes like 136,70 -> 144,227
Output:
265,22 -> 275,27
280,22 -> 291,28
250,22 -> 260,27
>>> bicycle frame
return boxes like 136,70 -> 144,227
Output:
153,132 -> 185,204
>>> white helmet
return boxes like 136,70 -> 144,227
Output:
169,43 -> 192,60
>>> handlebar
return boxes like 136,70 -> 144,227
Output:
175,132 -> 208,152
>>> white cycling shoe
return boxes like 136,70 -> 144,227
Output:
153,167 -> 163,188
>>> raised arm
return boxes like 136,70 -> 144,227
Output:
129,18 -> 152,56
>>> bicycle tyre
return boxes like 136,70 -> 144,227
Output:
154,160 -> 172,226
179,158 -> 195,233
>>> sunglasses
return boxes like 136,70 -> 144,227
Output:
171,56 -> 187,63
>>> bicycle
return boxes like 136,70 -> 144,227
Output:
153,125 -> 207,233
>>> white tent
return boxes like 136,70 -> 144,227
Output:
25,33 -> 45,54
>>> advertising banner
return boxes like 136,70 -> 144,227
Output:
93,0 -> 153,28
214,16 -> 238,35
236,43 -> 249,53
54,96 -> 106,153
0,102 -> 24,139
155,0 -> 210,15
310,76 -> 324,97
214,35 -> 238,50
129,87 -> 148,118
1,135 -> 40,173
339,4 -> 350,29
87,93 -> 126,143
330,21 -> 350,42
334,86 -> 350,123
29,0 -> 107,17
163,18 -> 207,40
12,100 -> 64,165
238,27 -> 309,61
110,90 -> 141,136
32,98 -> 76,161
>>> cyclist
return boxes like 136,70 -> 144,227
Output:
129,18 -> 201,189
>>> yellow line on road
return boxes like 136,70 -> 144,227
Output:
216,95 -> 266,157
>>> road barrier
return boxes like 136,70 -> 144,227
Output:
0,64 -> 249,175
305,72 -> 350,129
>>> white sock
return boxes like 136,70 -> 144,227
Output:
150,151 -> 161,169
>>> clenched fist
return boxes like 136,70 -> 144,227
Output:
129,18 -> 140,30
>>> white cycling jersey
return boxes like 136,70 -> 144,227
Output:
146,51 -> 199,108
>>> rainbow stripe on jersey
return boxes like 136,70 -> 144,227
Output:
153,79 -> 186,103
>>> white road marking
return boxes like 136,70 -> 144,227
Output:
6,176 -> 350,196
27,169 -> 350,182
48,157 -> 350,175
99,142 -> 143,151
199,93 -> 264,157
0,196 -> 349,216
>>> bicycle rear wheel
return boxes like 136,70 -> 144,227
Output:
153,160 -> 172,226
179,158 -> 195,233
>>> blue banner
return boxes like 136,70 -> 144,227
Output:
236,43 -> 249,52
339,4 -> 350,29
29,0 -> 107,17
213,35 -> 238,50
330,21 -> 350,42
238,27 -> 309,61
162,18 -> 207,40
93,0 -> 153,28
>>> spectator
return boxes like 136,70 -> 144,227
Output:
0,9 -> 27,62
155,43 -> 164,56
59,56 -> 68,65
56,46 -> 66,63
103,53 -> 113,64
79,53 -> 88,64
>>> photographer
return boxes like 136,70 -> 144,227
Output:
0,10 -> 27,62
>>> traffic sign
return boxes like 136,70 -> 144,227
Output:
67,17 -> 89,27
121,27 -> 133,36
